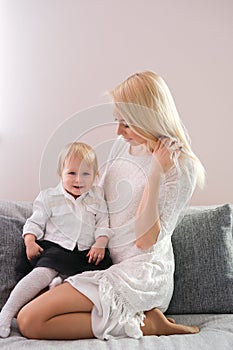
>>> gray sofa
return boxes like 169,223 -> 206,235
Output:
0,200 -> 233,350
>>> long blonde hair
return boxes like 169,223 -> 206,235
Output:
109,71 -> 205,188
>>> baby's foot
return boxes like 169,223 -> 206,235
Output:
49,276 -> 63,290
0,324 -> 10,338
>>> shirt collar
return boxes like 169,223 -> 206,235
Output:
57,181 -> 94,202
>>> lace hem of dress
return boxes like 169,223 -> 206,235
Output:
99,275 -> 145,339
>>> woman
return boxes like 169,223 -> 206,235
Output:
17,71 -> 205,340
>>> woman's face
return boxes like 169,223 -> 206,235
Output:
114,109 -> 146,146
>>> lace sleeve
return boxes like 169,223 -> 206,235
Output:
157,157 -> 196,242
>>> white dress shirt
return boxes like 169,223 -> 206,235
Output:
23,182 -> 113,251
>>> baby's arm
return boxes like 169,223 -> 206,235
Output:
24,233 -> 44,260
23,190 -> 50,260
86,236 -> 109,265
86,186 -> 113,265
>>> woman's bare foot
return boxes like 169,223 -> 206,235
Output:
142,308 -> 199,336
167,317 -> 176,324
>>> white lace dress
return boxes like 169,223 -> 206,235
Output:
66,136 -> 196,339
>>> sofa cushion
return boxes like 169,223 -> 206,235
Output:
0,201 -> 32,310
0,201 -> 233,315
0,216 -> 26,309
167,204 -> 233,314
0,200 -> 32,221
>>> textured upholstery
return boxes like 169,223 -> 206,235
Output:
1,201 -> 233,349
0,216 -> 25,308
167,204 -> 233,314
0,201 -> 233,315
0,201 -> 32,309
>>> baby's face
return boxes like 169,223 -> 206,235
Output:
61,156 -> 95,199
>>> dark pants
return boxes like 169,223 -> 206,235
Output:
16,240 -> 112,277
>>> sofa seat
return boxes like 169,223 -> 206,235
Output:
0,200 -> 233,349
0,314 -> 232,350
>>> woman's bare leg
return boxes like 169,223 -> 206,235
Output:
17,282 -> 94,340
142,308 -> 199,336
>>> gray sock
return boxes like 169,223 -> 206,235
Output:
0,267 -> 57,338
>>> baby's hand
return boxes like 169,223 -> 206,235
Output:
86,246 -> 105,265
26,241 -> 44,260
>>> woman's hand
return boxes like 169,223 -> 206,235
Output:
151,138 -> 181,173
135,137 -> 182,250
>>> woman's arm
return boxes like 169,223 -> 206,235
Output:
135,168 -> 161,249
135,140 -> 174,250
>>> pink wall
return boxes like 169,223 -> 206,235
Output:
1,0 -> 233,205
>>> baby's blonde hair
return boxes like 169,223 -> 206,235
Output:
57,142 -> 98,177
109,71 -> 205,188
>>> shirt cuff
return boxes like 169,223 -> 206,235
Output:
94,227 -> 114,240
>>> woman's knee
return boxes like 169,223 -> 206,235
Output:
17,306 -> 41,339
